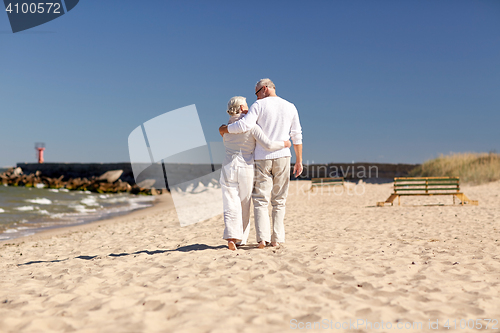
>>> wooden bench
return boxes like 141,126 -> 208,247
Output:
377,177 -> 478,206
310,177 -> 344,191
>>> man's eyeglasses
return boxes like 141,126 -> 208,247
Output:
255,86 -> 265,96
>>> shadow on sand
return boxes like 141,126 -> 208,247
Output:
17,243 -> 226,266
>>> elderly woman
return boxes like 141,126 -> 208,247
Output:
221,96 -> 291,250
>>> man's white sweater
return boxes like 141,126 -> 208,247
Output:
227,96 -> 302,161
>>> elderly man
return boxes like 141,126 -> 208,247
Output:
219,78 -> 303,248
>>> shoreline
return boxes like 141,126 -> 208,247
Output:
0,193 -> 174,246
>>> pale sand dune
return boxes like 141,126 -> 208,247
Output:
0,180 -> 499,332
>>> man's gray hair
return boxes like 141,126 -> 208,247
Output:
227,96 -> 247,116
256,78 -> 276,90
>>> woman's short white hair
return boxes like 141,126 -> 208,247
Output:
256,78 -> 276,90
227,96 -> 247,116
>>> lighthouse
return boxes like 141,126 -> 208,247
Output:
35,142 -> 45,164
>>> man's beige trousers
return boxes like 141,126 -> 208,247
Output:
253,157 -> 290,243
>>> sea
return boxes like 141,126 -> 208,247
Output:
0,184 -> 155,241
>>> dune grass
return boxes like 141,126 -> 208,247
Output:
409,152 -> 500,185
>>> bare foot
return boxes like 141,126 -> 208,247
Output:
258,241 -> 266,249
228,241 -> 236,251
271,242 -> 279,247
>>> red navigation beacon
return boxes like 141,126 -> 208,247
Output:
35,142 -> 46,164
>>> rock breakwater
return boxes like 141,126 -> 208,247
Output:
0,167 -> 163,195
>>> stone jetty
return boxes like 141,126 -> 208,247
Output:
0,167 -> 163,195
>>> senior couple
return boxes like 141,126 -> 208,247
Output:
218,78 -> 303,250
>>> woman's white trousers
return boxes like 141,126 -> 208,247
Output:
220,160 -> 254,245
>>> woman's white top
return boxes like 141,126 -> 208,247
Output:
223,114 -> 285,168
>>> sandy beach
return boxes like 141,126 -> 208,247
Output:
0,180 -> 499,332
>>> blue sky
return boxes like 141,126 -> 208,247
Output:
1,0 -> 499,166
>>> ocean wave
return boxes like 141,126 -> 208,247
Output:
104,197 -> 130,203
49,213 -> 68,219
26,198 -> 52,205
1,188 -> 155,241
104,196 -> 155,205
81,197 -> 99,207
70,205 -> 97,213
15,206 -> 35,211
